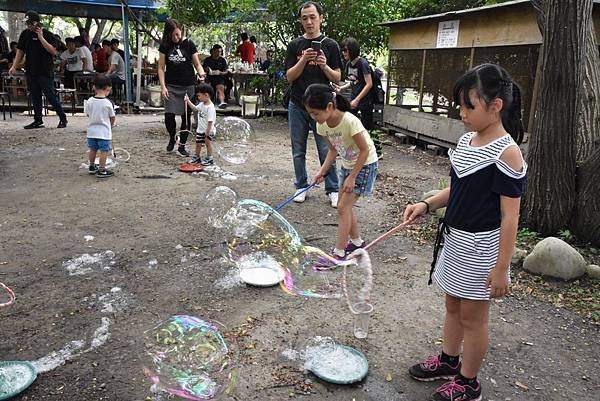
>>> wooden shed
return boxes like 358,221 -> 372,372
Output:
380,0 -> 600,148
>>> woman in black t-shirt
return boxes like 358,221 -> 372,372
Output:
337,37 -> 374,131
158,19 -> 205,156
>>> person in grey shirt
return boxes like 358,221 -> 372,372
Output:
102,40 -> 125,85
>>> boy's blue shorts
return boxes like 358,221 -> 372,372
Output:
87,138 -> 112,152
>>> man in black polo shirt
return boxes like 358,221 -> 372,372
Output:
9,10 -> 67,129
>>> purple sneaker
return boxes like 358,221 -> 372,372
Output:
344,240 -> 366,255
409,354 -> 460,382
431,377 -> 482,401
314,251 -> 346,270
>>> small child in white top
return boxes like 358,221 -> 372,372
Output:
184,83 -> 216,166
85,75 -> 115,178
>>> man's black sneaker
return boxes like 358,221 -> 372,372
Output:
166,138 -> 176,152
57,119 -> 68,128
88,164 -> 99,174
24,121 -> 44,129
177,146 -> 189,157
431,377 -> 482,401
96,169 -> 114,178
409,354 -> 461,382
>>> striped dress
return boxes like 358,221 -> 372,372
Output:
432,132 -> 527,300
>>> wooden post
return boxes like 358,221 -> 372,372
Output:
418,49 -> 427,112
469,42 -> 476,69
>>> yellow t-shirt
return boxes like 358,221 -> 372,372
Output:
316,112 -> 378,169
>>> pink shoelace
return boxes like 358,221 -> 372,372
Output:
422,354 -> 442,370
436,378 -> 466,397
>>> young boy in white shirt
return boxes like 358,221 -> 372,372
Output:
85,75 -> 116,177
184,83 -> 216,165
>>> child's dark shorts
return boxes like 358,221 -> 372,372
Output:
196,131 -> 215,144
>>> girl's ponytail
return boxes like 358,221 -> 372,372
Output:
502,82 -> 524,145
334,91 -> 352,112
303,83 -> 352,112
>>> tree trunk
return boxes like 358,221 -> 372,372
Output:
573,147 -> 600,244
576,26 -> 600,161
6,11 -> 25,42
92,19 -> 108,45
523,0 -> 591,235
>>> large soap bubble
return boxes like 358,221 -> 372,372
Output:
141,315 -> 235,400
222,199 -> 352,298
214,117 -> 256,164
206,186 -> 237,229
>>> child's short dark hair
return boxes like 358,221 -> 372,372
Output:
94,75 -> 112,90
196,83 -> 214,98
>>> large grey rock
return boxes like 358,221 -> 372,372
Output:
586,264 -> 600,280
523,237 -> 587,281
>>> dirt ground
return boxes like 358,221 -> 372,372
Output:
0,112 -> 598,401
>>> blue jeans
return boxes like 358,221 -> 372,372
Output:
288,101 -> 338,193
27,74 -> 66,122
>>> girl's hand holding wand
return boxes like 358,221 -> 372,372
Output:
403,201 -> 429,224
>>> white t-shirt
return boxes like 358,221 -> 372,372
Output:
85,96 -> 115,140
107,52 -> 126,81
78,45 -> 94,72
60,49 -> 83,71
195,101 -> 216,136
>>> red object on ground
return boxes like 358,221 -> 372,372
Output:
178,163 -> 205,172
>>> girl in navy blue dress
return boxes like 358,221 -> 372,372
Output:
402,64 -> 527,401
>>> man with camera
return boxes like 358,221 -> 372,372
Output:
10,10 -> 68,129
284,1 -> 341,207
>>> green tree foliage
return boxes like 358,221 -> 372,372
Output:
261,0 -> 401,55
397,0 -> 504,18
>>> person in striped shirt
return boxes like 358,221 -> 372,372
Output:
403,64 -> 527,401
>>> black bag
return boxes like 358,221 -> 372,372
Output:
370,69 -> 385,104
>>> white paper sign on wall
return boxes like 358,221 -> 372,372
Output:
437,20 -> 460,48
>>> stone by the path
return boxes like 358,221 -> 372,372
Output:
523,237 -> 587,280
512,247 -> 527,265
586,264 -> 600,280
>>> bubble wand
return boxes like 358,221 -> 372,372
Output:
0,282 -> 15,308
364,222 -> 409,251
274,183 -> 317,212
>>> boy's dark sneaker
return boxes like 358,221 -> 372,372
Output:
344,240 -> 366,255
57,119 -> 68,128
166,138 -> 176,152
190,155 -> 201,163
431,377 -> 482,401
24,121 -> 44,129
409,354 -> 460,382
200,156 -> 214,166
177,145 -> 189,157
88,164 -> 99,174
96,169 -> 114,178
